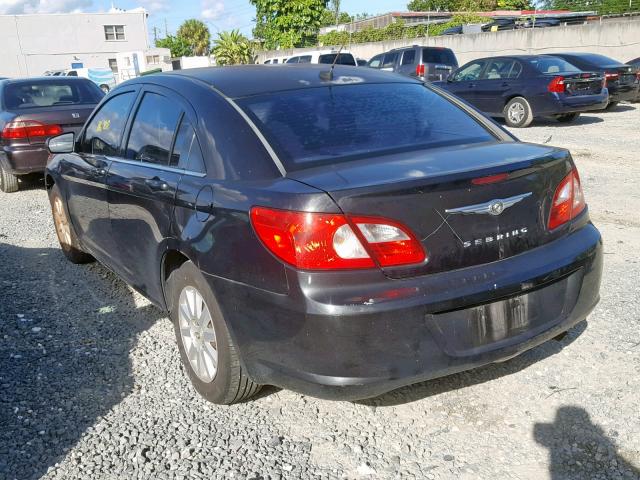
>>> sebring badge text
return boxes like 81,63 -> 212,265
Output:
463,227 -> 528,248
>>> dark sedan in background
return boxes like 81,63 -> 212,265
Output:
552,53 -> 639,108
45,66 -> 602,404
0,77 -> 103,193
437,55 -> 608,127
627,57 -> 640,102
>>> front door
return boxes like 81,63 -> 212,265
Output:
105,86 -> 185,305
474,59 -> 522,114
444,60 -> 487,108
62,89 -> 138,263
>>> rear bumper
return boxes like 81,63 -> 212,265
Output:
608,84 -> 639,103
533,91 -> 609,116
2,145 -> 49,174
209,222 -> 602,401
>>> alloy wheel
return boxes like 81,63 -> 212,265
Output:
508,102 -> 525,124
178,286 -> 218,383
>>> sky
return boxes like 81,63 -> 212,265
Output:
0,0 -> 409,40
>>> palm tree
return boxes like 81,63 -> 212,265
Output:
212,30 -> 254,66
177,19 -> 211,56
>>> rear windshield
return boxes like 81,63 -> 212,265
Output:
318,53 -> 356,66
568,53 -> 622,67
237,83 -> 494,170
422,49 -> 457,65
4,80 -> 103,109
530,57 -> 581,74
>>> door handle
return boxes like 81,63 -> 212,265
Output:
97,168 -> 106,176
145,178 -> 168,191
468,83 -> 476,88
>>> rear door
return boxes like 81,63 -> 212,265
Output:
444,60 -> 487,107
396,48 -> 417,76
105,85 -> 186,305
475,59 -> 523,114
61,89 -> 138,262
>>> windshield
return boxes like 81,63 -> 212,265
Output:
4,80 -> 104,109
237,83 -> 494,170
530,57 -> 581,74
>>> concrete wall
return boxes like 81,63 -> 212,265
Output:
0,12 -> 149,78
257,18 -> 640,65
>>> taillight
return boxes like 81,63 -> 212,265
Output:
548,169 -> 586,230
604,72 -> 619,85
547,76 -> 566,93
416,64 -> 425,77
1,121 -> 63,139
250,207 -> 426,270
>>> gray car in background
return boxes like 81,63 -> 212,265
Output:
367,45 -> 458,82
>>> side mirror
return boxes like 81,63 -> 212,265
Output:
47,132 -> 75,154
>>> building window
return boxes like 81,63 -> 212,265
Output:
104,25 -> 125,41
108,58 -> 118,74
145,55 -> 160,65
125,57 -> 131,67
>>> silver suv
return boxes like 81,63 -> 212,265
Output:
367,45 -> 458,82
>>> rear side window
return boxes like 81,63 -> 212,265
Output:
483,59 -> 520,80
318,53 -> 356,66
530,57 -> 581,74
238,83 -> 494,170
423,49 -> 456,65
3,80 -> 103,109
170,117 -> 206,173
382,52 -> 398,68
125,92 -> 181,165
401,50 -> 416,66
83,91 -> 135,156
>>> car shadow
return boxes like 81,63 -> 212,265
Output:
532,115 -> 605,127
0,243 -> 162,480
356,320 -> 587,407
606,103 -> 636,113
534,406 -> 640,479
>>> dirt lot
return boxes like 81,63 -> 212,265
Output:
1,106 -> 639,480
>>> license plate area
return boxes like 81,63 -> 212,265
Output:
425,270 -> 582,357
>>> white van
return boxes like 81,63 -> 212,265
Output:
285,49 -> 357,66
65,68 -> 116,93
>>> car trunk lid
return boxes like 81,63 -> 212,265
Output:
288,142 -> 574,278
557,72 -> 604,95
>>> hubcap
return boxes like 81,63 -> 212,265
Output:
508,102 -> 525,123
53,197 -> 72,247
178,286 -> 218,383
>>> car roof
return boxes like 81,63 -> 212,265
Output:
156,65 -> 419,98
1,76 -> 94,84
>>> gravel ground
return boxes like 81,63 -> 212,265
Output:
1,105 -> 639,480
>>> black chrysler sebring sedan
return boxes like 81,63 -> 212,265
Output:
45,65 -> 603,404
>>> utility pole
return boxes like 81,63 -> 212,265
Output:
164,18 -> 169,37
153,26 -> 158,43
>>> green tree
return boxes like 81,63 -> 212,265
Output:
320,9 -> 352,26
155,35 -> 193,57
497,0 -> 532,9
212,30 -> 254,65
177,19 -> 211,56
407,0 -> 458,11
250,0 -> 329,49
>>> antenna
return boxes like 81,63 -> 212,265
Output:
319,44 -> 345,82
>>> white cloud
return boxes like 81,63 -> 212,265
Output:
201,0 -> 223,20
138,0 -> 169,13
0,0 -> 92,14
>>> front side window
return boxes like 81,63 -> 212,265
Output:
453,61 -> 486,81
286,57 -> 299,64
104,25 -> 125,41
170,117 -> 206,173
238,83 -> 494,170
125,92 -> 182,165
83,91 -> 136,156
367,54 -> 383,68
3,80 -> 103,110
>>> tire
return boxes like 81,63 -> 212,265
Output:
0,161 -> 19,193
166,261 -> 261,404
504,97 -> 534,128
48,184 -> 94,264
557,112 -> 580,123
605,101 -> 619,110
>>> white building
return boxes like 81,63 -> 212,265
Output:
0,9 -> 164,78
